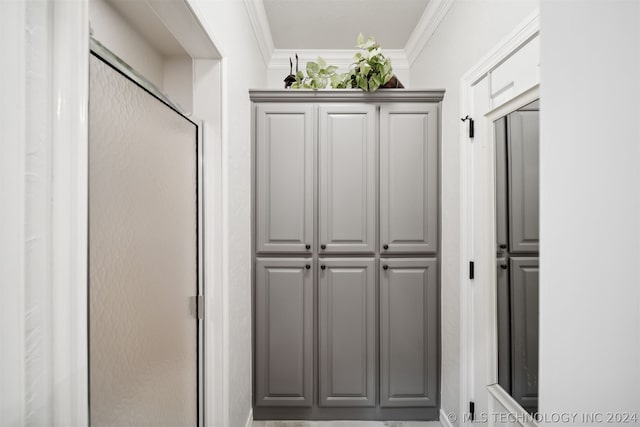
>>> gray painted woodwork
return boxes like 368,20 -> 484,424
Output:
250,89 -> 446,103
510,257 -> 539,413
251,91 -> 444,420
256,104 -> 314,253
495,117 -> 509,254
319,104 -> 376,254
318,258 -> 376,407
255,258 -> 313,407
508,110 -> 539,253
380,258 -> 438,408
380,104 -> 439,254
496,257 -> 511,393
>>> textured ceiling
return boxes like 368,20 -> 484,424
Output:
263,0 -> 431,50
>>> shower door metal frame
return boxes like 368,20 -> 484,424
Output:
88,43 -> 205,427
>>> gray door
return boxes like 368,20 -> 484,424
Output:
256,104 -> 314,253
89,54 -> 199,426
508,110 -> 539,253
319,104 -> 376,254
380,104 -> 438,254
380,258 -> 438,407
255,257 -> 313,407
510,257 -> 539,413
318,258 -> 376,407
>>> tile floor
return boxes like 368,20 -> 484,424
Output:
253,421 -> 442,427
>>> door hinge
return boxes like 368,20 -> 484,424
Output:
461,115 -> 475,138
190,295 -> 204,319
469,401 -> 476,422
469,261 -> 475,280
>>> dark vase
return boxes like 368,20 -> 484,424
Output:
382,74 -> 404,89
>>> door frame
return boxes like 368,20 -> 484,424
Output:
0,0 -> 226,425
459,10 -> 539,427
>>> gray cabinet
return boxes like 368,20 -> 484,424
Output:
255,258 -> 313,407
251,91 -> 443,420
318,258 -> 375,407
510,257 -> 539,413
380,258 -> 438,407
319,104 -> 376,254
256,104 -> 314,253
508,110 -> 539,253
380,104 -> 439,254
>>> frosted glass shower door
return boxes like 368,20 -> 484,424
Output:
89,54 -> 199,427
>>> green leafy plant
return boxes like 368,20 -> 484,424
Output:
291,57 -> 338,89
340,34 -> 393,91
290,34 -> 395,91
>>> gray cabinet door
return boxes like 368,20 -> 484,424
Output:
255,258 -> 313,407
318,258 -> 376,407
319,104 -> 376,254
508,110 -> 539,253
380,104 -> 438,254
380,258 -> 438,407
510,257 -> 538,413
256,104 -> 314,253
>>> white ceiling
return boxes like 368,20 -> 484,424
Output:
263,0 -> 431,50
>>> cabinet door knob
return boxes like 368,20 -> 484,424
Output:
499,244 -> 507,249
500,264 -> 508,270
320,244 -> 326,250
383,244 -> 389,250
305,264 -> 311,269
305,244 -> 311,250
321,265 -> 326,270
382,265 -> 389,270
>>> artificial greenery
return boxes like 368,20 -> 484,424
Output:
336,34 -> 393,91
290,34 -> 394,92
291,57 -> 339,89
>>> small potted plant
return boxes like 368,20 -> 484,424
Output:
334,34 -> 404,91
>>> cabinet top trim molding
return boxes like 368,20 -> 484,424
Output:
249,89 -> 445,103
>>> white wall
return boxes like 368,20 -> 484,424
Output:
409,1 -> 538,424
89,0 -> 165,88
539,1 -> 640,424
188,2 -> 267,426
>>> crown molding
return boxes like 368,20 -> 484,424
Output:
247,0 -> 453,70
268,49 -> 409,73
404,0 -> 455,65
243,0 -> 274,66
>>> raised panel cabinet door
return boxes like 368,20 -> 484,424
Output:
255,258 -> 313,407
256,104 -> 314,253
319,104 -> 376,254
508,110 -> 539,253
380,104 -> 438,254
510,257 -> 539,414
380,258 -> 438,407
318,258 -> 375,407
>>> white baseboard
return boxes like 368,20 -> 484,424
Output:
440,408 -> 455,427
244,409 -> 253,427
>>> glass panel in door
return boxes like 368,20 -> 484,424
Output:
89,53 -> 199,427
